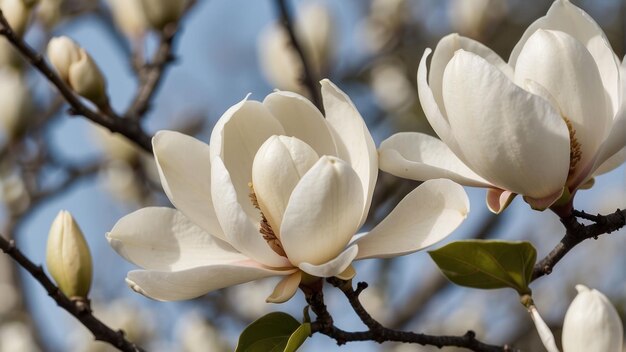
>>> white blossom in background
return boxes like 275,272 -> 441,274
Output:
0,256 -> 18,316
258,2 -> 333,94
108,79 -> 469,303
175,311 -> 230,352
0,0 -> 36,36
0,321 -> 40,352
36,0 -> 62,28
107,0 -> 147,38
379,0 -> 626,214
138,0 -> 186,31
562,285 -> 623,352
448,0 -> 507,39
228,278 -> 279,320
0,68 -> 31,143
0,168 -> 30,213
370,59 -> 416,113
358,0 -> 408,53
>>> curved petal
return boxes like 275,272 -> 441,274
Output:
592,147 -> 626,177
298,245 -> 358,278
321,79 -> 377,227
209,98 -> 285,220
126,263 -> 296,301
378,132 -> 491,187
509,0 -> 620,113
266,271 -> 302,303
592,102 -> 626,175
514,29 -> 611,183
107,207 -> 245,271
252,135 -> 319,233
211,156 -> 291,268
355,179 -> 468,260
152,131 -> 224,240
280,156 -> 364,266
486,189 -> 517,214
442,49 -> 570,199
263,91 -> 337,157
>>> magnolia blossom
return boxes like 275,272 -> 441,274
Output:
379,0 -> 626,213
447,0 -> 507,39
107,0 -> 147,38
108,80 -> 469,303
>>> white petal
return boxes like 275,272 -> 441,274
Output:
529,306 -> 559,352
107,207 -> 246,271
280,156 -> 364,266
298,245 -> 358,278
252,135 -> 319,233
126,263 -> 296,301
592,101 -> 626,176
486,189 -> 516,214
266,271 -> 302,303
321,79 -> 377,227
378,132 -> 491,187
209,98 -> 285,220
263,91 -> 337,157
211,156 -> 291,268
514,29 -> 611,183
562,285 -> 623,352
152,131 -> 224,240
442,50 -> 570,199
509,0 -> 620,114
355,179 -> 468,260
592,147 -> 626,177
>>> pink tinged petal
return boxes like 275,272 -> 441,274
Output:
354,179 -> 468,260
266,271 -> 302,303
514,29 -> 612,183
209,99 -> 285,220
252,135 -> 319,233
486,189 -> 517,214
107,207 -> 246,271
152,131 -> 224,240
298,245 -> 358,278
509,0 -> 620,113
211,157 -> 291,268
263,91 -> 337,157
125,263 -> 296,301
280,156 -> 364,266
320,79 -> 377,227
378,132 -> 491,188
442,50 -> 570,199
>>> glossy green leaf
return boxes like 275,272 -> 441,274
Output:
429,240 -> 536,294
235,312 -> 300,352
284,323 -> 311,352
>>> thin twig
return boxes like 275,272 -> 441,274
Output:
304,280 -> 513,352
0,10 -> 153,153
0,235 -> 146,352
531,208 -> 626,281
273,0 -> 323,111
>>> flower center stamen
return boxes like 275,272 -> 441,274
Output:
562,117 -> 582,178
248,182 -> 287,257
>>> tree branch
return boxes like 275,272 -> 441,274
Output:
303,279 -> 514,352
273,0 -> 323,111
0,235 -> 145,352
531,208 -> 626,281
0,10 -> 153,153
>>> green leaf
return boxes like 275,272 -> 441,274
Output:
236,312 -> 300,352
284,323 -> 311,352
429,240 -> 536,294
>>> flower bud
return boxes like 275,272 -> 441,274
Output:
68,49 -> 108,107
46,210 -> 93,299
0,68 -> 31,141
562,285 -> 623,352
47,36 -> 81,82
0,0 -> 37,37
107,0 -> 147,38
138,0 -> 186,31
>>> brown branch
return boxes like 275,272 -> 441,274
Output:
273,0 -> 323,111
531,208 -> 626,281
0,10 -> 153,153
0,235 -> 145,352
303,279 -> 514,352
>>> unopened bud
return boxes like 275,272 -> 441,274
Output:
107,0 -> 147,38
139,0 -> 186,30
47,36 -> 81,82
562,285 -> 623,352
46,210 -> 93,299
0,0 -> 37,36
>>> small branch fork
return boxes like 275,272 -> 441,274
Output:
0,235 -> 145,352
531,208 -> 626,281
302,278 -> 514,352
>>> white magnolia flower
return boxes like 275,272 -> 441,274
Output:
448,0 -> 507,39
108,80 -> 469,303
107,0 -> 147,38
258,2 -> 333,94
379,0 -> 626,213
562,285 -> 623,352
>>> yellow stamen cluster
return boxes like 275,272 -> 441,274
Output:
563,117 -> 582,177
248,182 -> 286,257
